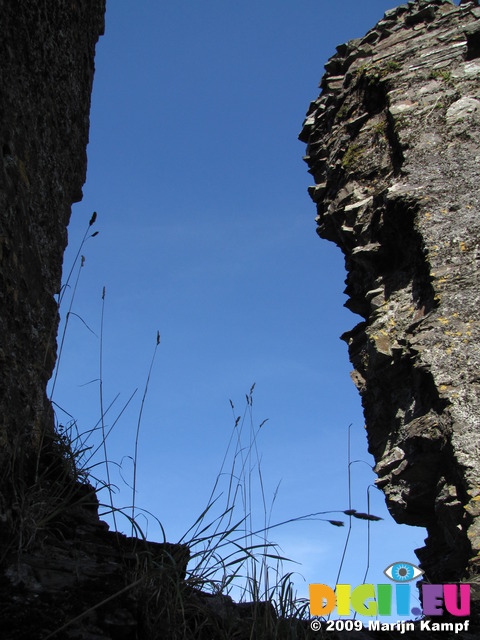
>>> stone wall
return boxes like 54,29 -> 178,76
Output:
0,0 -> 105,510
300,0 -> 480,607
0,5 -> 197,639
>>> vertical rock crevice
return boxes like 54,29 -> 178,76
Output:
300,0 -> 480,601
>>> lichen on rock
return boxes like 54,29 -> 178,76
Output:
300,0 -> 480,614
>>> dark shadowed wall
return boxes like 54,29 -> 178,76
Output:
0,0 -> 105,530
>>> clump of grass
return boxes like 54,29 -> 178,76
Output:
4,213 -> 140,557
129,384 -> 314,639
38,215 -> 385,638
372,120 -> 387,137
168,385 -> 363,638
336,102 -> 351,121
429,68 -> 452,84
2,416 -> 99,564
342,144 -> 364,171
354,62 -> 370,79
179,385 -> 283,595
3,209 -> 102,558
384,59 -> 401,73
355,60 -> 400,85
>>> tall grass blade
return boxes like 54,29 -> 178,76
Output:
132,331 -> 160,535
99,286 -> 117,531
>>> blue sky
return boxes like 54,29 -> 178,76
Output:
53,0 -> 431,616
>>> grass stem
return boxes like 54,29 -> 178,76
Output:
99,286 -> 117,531
132,331 -> 160,535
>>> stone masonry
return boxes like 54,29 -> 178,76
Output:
0,0 -> 105,514
300,0 -> 480,615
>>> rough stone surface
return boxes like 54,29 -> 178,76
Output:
300,0 -> 480,622
0,0 -> 105,513
0,3 -> 184,639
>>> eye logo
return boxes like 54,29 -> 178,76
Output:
384,561 -> 424,582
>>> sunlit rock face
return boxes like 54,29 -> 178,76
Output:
300,0 -> 480,597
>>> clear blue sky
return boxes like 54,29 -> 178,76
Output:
53,0 -> 434,615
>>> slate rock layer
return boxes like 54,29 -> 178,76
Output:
300,0 -> 480,605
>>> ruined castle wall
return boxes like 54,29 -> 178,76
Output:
0,1 -> 105,495
300,0 -> 480,588
0,7 -> 195,638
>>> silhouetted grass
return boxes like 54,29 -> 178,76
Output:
35,212 -> 384,638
